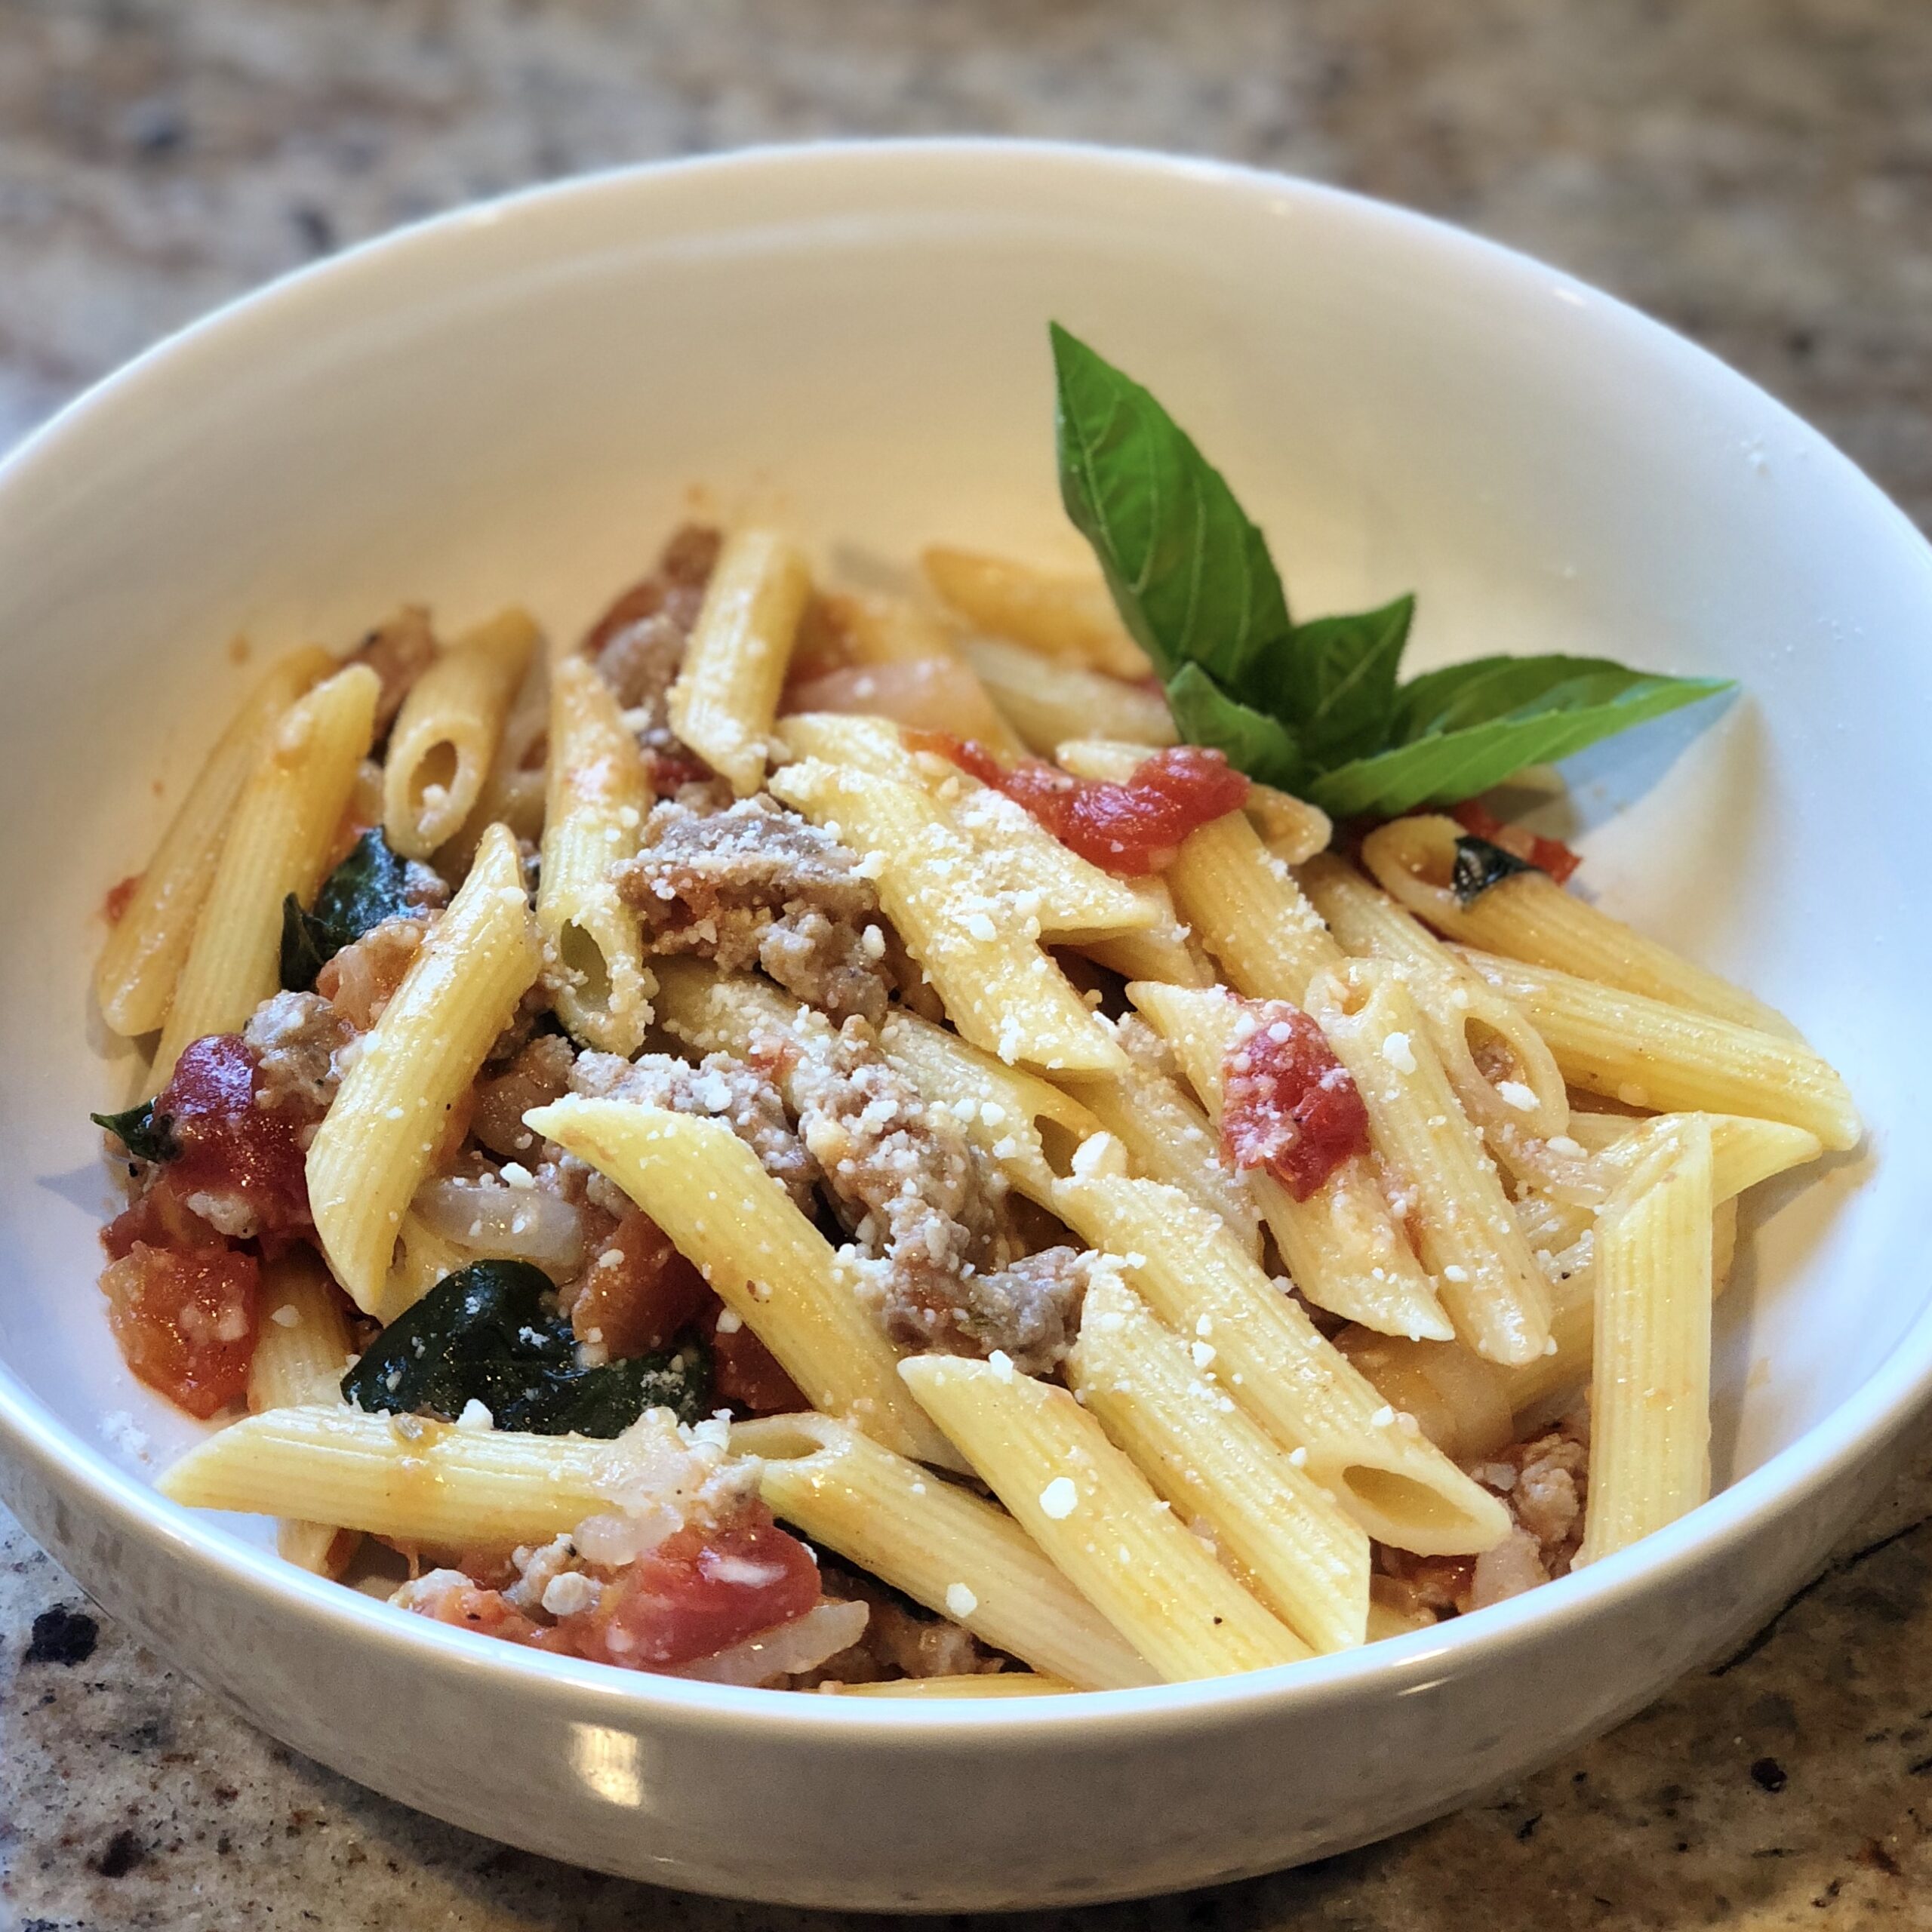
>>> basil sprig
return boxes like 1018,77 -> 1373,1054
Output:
1051,324 -> 1732,817
280,827 -> 417,992
90,1100 -> 177,1164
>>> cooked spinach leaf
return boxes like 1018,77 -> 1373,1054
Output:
1051,325 -> 1734,818
280,828 -> 416,992
340,1259 -> 709,1436
1452,835 -> 1537,905
89,1100 -> 177,1164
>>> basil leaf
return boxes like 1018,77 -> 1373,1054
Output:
1453,835 -> 1537,904
1305,670 -> 1734,819
1053,323 -> 1291,687
1164,663 -> 1308,792
280,828 -> 416,992
90,1101 -> 177,1164
341,1259 -> 710,1437
1256,596 -> 1414,768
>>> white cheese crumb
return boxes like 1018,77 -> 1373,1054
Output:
1381,1032 -> 1418,1075
1287,1446 -> 1309,1469
715,1309 -> 743,1334
269,1303 -> 300,1328
988,1349 -> 1015,1383
965,912 -> 998,943
1191,1340 -> 1217,1370
100,1411 -> 152,1463
1617,1081 -> 1651,1108
1070,1133 -> 1126,1179
500,1161 -> 537,1190
1547,1134 -> 1586,1158
1495,1080 -> 1538,1112
541,1572 -> 599,1618
978,1101 -> 1006,1128
1124,1251 -> 1147,1270
1370,1404 -> 1396,1428
1543,1336 -> 1558,1355
1038,1476 -> 1078,1520
944,1583 -> 979,1620
860,923 -> 886,960
1441,1263 -> 1470,1284
456,1398 -> 495,1430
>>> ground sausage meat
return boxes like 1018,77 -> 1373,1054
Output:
243,991 -> 352,1124
789,1022 -> 1087,1373
586,523 -> 721,742
472,1033 -> 577,1160
568,1048 -> 819,1213
615,796 -> 891,1024
804,1564 -> 1004,1687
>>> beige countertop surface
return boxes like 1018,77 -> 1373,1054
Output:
3,2 -> 1931,1926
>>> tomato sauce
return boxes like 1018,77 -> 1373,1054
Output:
100,1241 -> 260,1417
103,874 -> 140,924
704,1306 -> 808,1415
156,1034 -> 312,1240
909,734 -> 1249,877
1220,998 -> 1371,1200
1450,801 -> 1581,886
571,1211 -> 712,1358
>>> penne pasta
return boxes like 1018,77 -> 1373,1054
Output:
1051,1173 -> 1510,1556
527,1096 -> 959,1470
831,1674 -> 1075,1697
961,637 -> 1175,753
152,663 -> 380,1085
668,528 -> 812,795
1458,950 -> 1860,1151
1362,815 -> 1801,1040
731,1412 -> 1155,1690
375,1211 -> 474,1324
445,648 -> 549,867
307,823 -> 542,1309
94,646 -> 334,1038
1576,1116 -> 1715,1564
899,1353 -> 1311,1681
1329,1328 -> 1515,1466
382,608 -> 539,860
539,652 -> 655,1054
1305,960 -> 1552,1367
1068,1272 -> 1371,1654
921,545 -> 1154,681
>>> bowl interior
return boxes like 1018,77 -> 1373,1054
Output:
0,146 -> 1921,1558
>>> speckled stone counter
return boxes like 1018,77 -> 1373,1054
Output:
4,3 -> 1931,1926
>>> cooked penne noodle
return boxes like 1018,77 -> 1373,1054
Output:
1244,783 -> 1332,866
445,648 -> 549,866
1458,950 -> 1860,1150
1362,815 -> 1801,1041
1051,1173 -> 1510,1556
374,1211 -> 474,1324
770,757 -> 1126,1075
961,637 -> 1175,753
731,1412 -> 1155,1690
248,1249 -> 360,1576
899,1354 -> 1310,1681
539,651 -> 655,1054
382,608 -> 539,860
668,528 -> 812,795
1330,1330 -> 1516,1466
1306,961 -> 1552,1367
152,663 -> 380,1084
1129,979 -> 1453,1343
161,1404 -> 671,1548
1068,1273 -> 1371,1654
831,1674 -> 1075,1697
921,545 -> 1154,681
528,1097 -> 959,1470
308,823 -> 542,1309
1576,1116 -> 1715,1563
94,646 -> 334,1039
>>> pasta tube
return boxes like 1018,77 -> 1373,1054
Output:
1051,1174 -> 1510,1556
1576,1116 -> 1715,1564
921,546 -> 1153,680
1362,815 -> 1801,1041
94,646 -> 333,1038
1458,950 -> 1860,1151
1069,1273 -> 1371,1654
899,1355 -> 1309,1681
308,823 -> 542,1309
382,608 -> 538,859
769,757 -> 1126,1075
731,1413 -> 1155,1689
668,528 -> 811,795
1306,960 -> 1552,1367
833,1675 -> 1075,1698
527,1097 -> 958,1470
153,663 -> 380,1084
539,652 -> 655,1054
1129,979 -> 1452,1343
961,637 -> 1174,752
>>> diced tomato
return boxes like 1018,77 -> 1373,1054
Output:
1220,998 -> 1371,1200
155,1034 -> 312,1239
549,1510 -> 821,1669
103,874 -> 141,924
909,735 -> 1250,878
571,1211 -> 712,1358
100,1241 -> 259,1417
703,1306 -> 808,1415
647,747 -> 716,797
102,1181 -> 226,1261
398,1572 -> 549,1645
1450,801 -> 1581,886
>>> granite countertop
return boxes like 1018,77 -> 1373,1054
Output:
4,2 -> 1931,1926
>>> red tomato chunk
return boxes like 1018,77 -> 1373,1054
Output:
1450,801 -> 1581,886
911,735 -> 1249,877
1220,998 -> 1371,1200
548,1513 -> 822,1670
155,1033 -> 312,1241
100,1241 -> 259,1418
704,1306 -> 808,1416
103,874 -> 140,924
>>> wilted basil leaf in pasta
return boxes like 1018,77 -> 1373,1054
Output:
279,827 -> 417,992
89,1100 -> 177,1164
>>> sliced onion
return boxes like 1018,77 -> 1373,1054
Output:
675,1598 -> 869,1687
413,1175 -> 586,1274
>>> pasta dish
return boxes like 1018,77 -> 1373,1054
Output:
86,333 -> 1857,1694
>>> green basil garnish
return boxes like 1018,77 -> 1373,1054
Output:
280,828 -> 417,992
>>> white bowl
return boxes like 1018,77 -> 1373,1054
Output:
0,141 -> 1923,1911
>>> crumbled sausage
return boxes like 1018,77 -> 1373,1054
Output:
615,796 -> 890,1024
243,991 -> 351,1122
472,1034 -> 577,1160
805,1564 -> 1003,1687
585,524 -> 722,743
